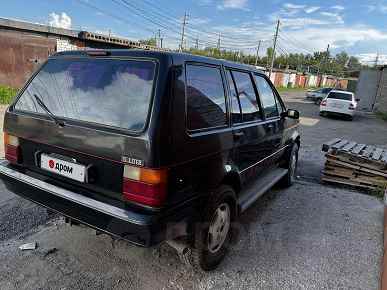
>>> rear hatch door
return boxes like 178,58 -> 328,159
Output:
5,55 -> 158,204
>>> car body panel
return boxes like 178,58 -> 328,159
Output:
320,90 -> 356,117
0,49 -> 300,247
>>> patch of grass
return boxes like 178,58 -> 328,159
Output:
0,85 -> 18,104
276,86 -> 308,93
369,182 -> 387,199
376,111 -> 387,122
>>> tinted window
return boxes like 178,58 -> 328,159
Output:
226,70 -> 242,123
232,71 -> 261,122
186,64 -> 227,130
15,58 -> 156,131
322,88 -> 332,94
254,75 -> 279,118
327,92 -> 352,101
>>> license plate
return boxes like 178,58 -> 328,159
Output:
332,103 -> 343,108
40,154 -> 86,183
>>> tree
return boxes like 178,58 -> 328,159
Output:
139,37 -> 156,46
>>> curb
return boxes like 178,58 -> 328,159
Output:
382,190 -> 387,290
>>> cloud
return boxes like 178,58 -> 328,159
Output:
279,3 -> 321,17
280,17 -> 330,29
283,3 -> 306,10
365,4 -> 387,13
331,5 -> 345,10
197,0 -> 213,6
366,5 -> 377,12
48,12 -> 72,29
189,17 -> 211,26
320,11 -> 344,24
356,53 -> 387,65
217,0 -> 249,10
304,6 -> 320,14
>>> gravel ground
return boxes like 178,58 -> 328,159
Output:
0,92 -> 385,289
0,181 -> 382,290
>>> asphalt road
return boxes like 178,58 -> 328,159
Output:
0,92 -> 385,289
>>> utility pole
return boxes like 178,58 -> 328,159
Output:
179,12 -> 188,52
269,19 -> 280,78
217,33 -> 221,51
255,40 -> 262,66
158,29 -> 161,48
195,37 -> 199,49
317,44 -> 330,76
375,52 -> 379,67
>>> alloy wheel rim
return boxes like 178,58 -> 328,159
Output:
207,203 -> 231,254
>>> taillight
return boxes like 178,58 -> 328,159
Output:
320,100 -> 327,106
349,103 -> 355,110
122,165 -> 168,207
4,133 -> 21,164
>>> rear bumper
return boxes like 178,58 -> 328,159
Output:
320,107 -> 355,116
0,161 -> 189,247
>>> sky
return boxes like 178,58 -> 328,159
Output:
2,0 -> 387,64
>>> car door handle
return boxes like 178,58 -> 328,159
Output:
233,132 -> 244,140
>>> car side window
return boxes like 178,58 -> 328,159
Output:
226,70 -> 242,123
254,75 -> 279,118
186,64 -> 227,131
231,70 -> 261,122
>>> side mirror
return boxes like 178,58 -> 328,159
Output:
281,109 -> 299,119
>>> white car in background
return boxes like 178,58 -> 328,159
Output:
306,87 -> 333,104
320,90 -> 358,120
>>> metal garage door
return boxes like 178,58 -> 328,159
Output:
355,70 -> 381,111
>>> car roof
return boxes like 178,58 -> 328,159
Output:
329,90 -> 353,95
50,49 -> 266,75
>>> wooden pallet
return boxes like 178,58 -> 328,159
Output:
321,138 -> 387,190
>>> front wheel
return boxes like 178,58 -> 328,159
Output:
280,143 -> 299,187
189,185 -> 236,271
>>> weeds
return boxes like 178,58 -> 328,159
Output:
376,111 -> 387,122
0,85 -> 18,104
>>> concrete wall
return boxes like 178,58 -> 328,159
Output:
355,70 -> 381,112
374,69 -> 387,113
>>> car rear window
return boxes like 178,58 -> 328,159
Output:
327,92 -> 352,101
14,58 -> 156,131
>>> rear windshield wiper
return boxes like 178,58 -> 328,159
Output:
33,94 -> 65,127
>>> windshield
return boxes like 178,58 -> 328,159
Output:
327,92 -> 352,101
14,58 -> 156,131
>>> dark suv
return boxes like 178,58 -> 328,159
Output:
0,50 -> 300,271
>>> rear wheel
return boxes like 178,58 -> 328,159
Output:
189,185 -> 236,271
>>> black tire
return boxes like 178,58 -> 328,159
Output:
280,143 -> 299,187
189,185 -> 236,271
319,111 -> 327,117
